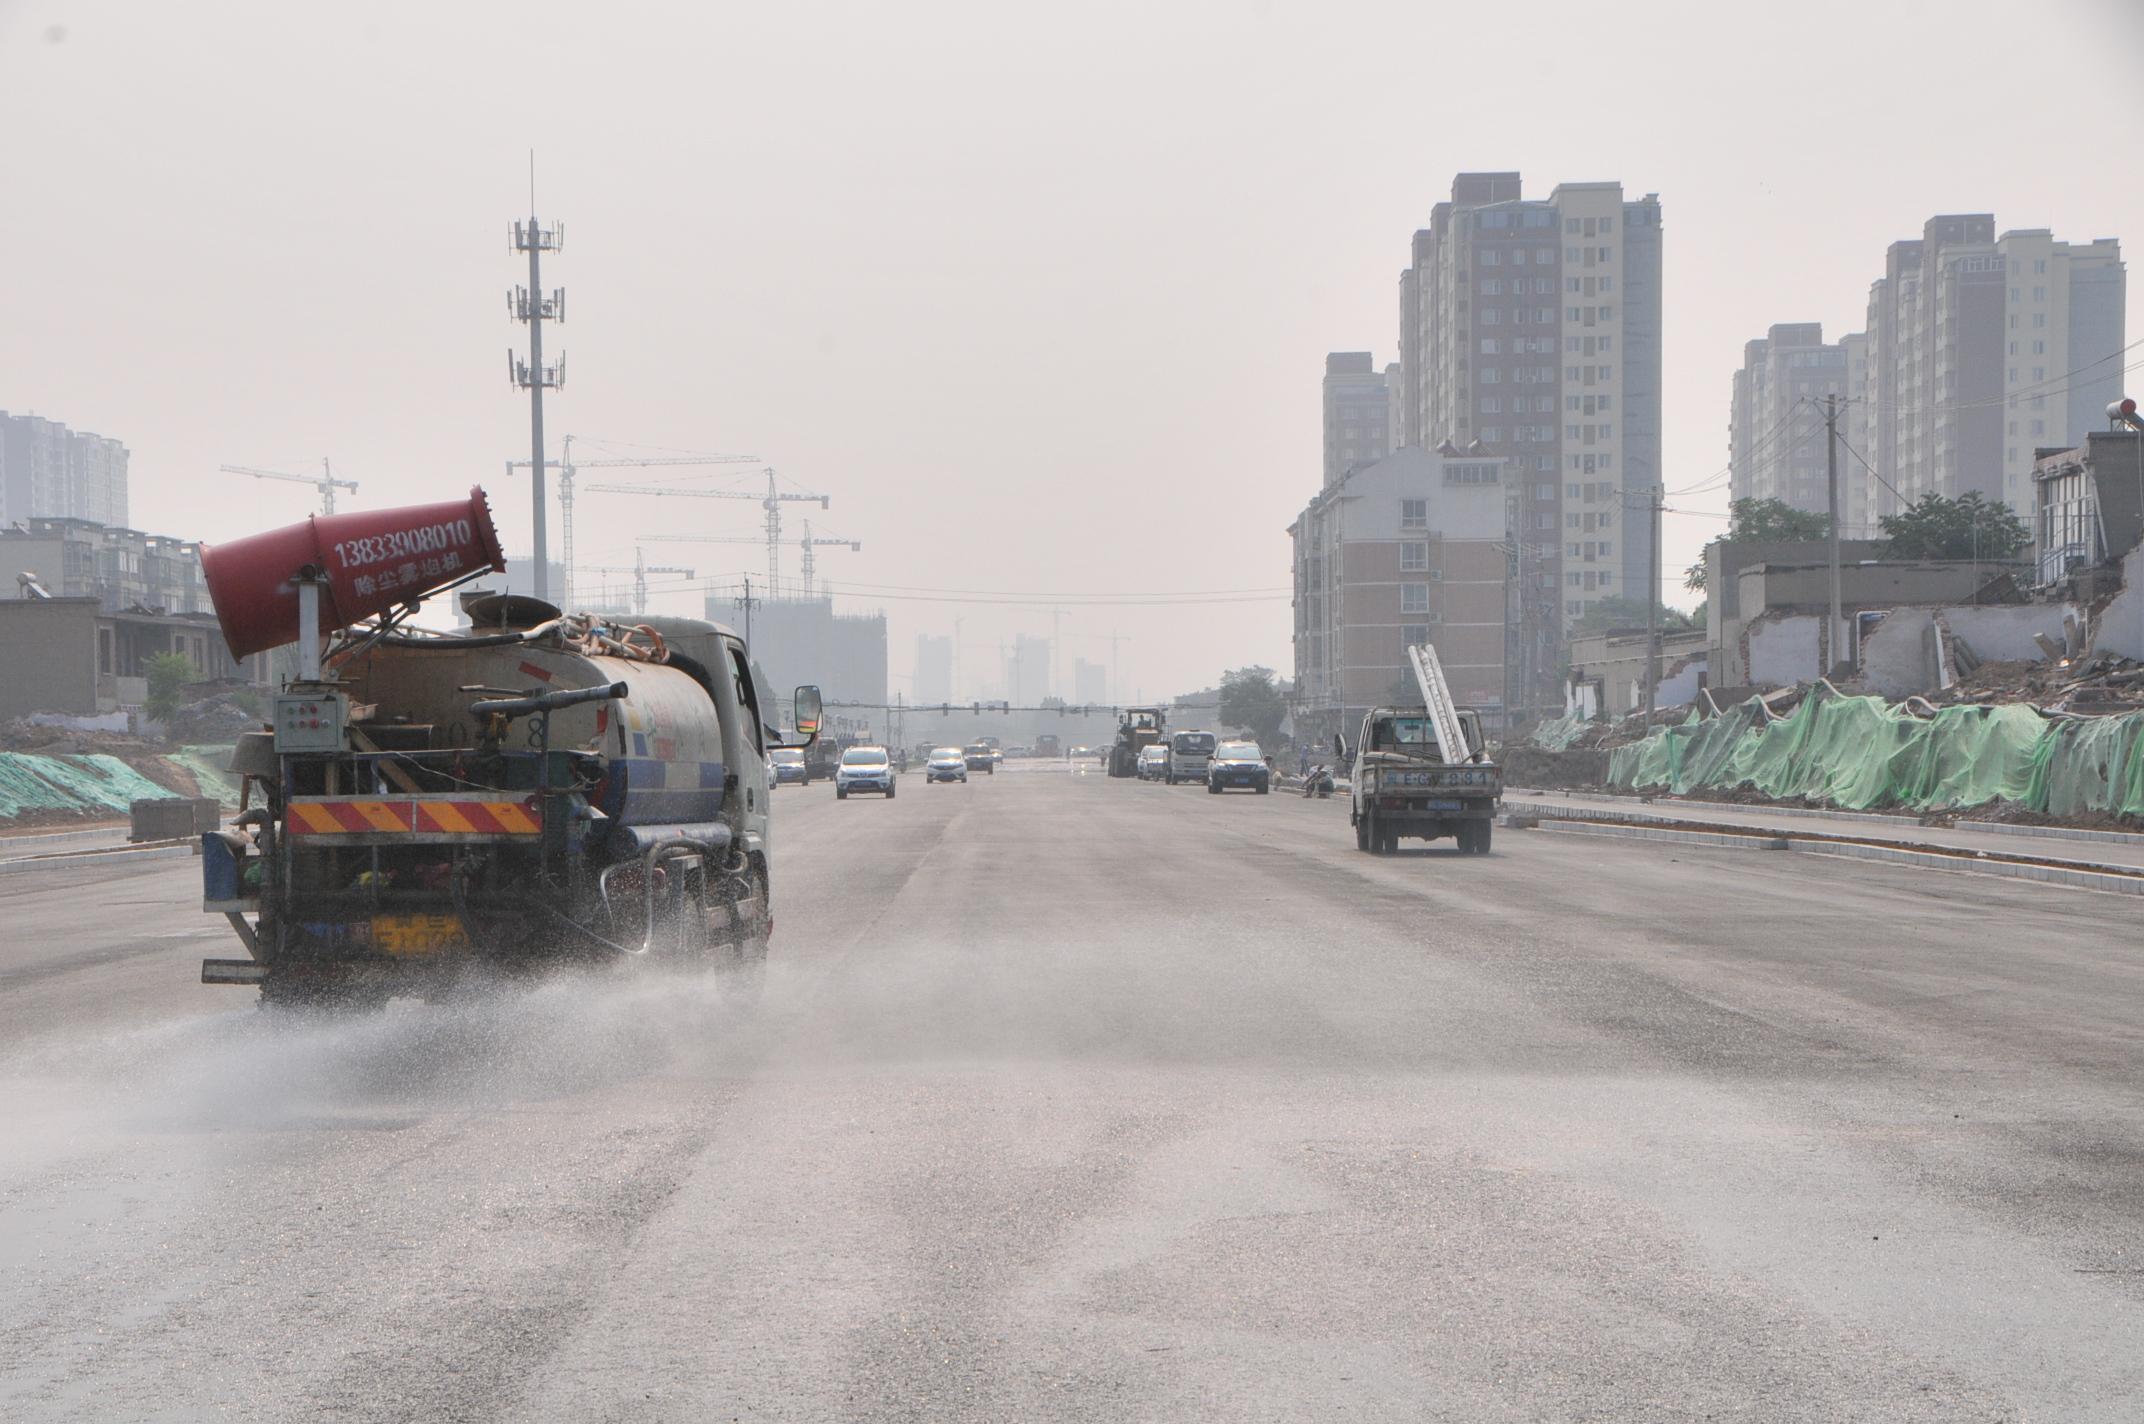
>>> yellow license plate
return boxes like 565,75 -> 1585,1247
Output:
372,913 -> 469,957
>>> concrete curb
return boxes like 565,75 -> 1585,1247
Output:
1525,818 -> 2144,898
0,825 -> 134,852
1505,787 -> 2144,849
0,843 -> 195,877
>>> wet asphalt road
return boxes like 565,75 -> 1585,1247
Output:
2,763 -> 2141,1420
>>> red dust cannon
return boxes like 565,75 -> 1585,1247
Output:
200,488 -> 507,658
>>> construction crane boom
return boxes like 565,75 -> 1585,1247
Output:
504,434 -> 760,609
219,459 -> 359,515
586,468 -> 828,597
574,547 -> 693,617
639,518 -> 860,598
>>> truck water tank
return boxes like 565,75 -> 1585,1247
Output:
201,488 -> 507,657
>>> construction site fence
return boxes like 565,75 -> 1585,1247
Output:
1606,688 -> 2144,821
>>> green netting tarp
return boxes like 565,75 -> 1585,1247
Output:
170,745 -> 241,807
1608,688 -> 2144,821
0,753 -> 178,818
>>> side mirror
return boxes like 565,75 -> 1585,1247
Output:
794,685 -> 823,740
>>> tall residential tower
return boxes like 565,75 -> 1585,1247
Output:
1394,173 -> 1663,630
1862,216 -> 2124,519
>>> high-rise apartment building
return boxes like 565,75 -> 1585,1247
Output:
1862,216 -> 2124,520
1008,634 -> 1051,707
1322,353 -> 1391,487
1728,323 -> 1868,532
1394,173 -> 1662,631
1073,657 -> 1108,707
914,633 -> 952,704
0,411 -> 130,529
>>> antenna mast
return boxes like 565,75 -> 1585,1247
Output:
508,159 -> 565,600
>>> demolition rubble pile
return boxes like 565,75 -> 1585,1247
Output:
1927,653 -> 2144,715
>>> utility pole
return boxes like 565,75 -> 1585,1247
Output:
1824,393 -> 1843,678
734,575 -> 760,646
1642,482 -> 1663,723
508,159 -> 564,600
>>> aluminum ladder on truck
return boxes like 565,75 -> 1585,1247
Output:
1405,642 -> 1479,766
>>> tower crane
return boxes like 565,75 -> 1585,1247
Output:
507,433 -> 759,609
639,519 -> 860,599
573,547 -> 693,617
218,459 -> 358,515
585,468 -> 827,598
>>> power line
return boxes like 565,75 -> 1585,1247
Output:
1847,341 -> 2144,416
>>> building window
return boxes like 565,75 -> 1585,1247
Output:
1401,583 -> 1430,613
1402,623 -> 1429,649
1400,542 -> 1428,571
1480,338 -> 1499,355
1400,498 -> 1427,529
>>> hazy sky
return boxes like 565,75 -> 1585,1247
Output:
4,0 -> 2140,702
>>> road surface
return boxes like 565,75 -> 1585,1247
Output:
3,763 -> 2140,1420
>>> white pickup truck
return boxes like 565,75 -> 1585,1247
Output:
1336,643 -> 1501,855
1338,706 -> 1501,854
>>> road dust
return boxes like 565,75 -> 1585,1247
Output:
0,962 -> 777,1176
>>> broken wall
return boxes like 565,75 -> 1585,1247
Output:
1860,604 -> 2081,697
1744,614 -> 1822,687
2094,546 -> 2144,661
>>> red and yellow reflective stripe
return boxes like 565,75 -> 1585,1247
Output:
287,799 -> 540,836
288,800 -> 413,835
413,800 -> 539,835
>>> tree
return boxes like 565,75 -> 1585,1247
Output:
1569,596 -> 1697,637
1217,666 -> 1287,751
1878,491 -> 2029,562
1686,497 -> 1834,591
143,652 -> 196,722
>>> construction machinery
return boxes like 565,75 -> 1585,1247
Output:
220,460 -> 359,515
192,488 -> 819,1009
585,468 -> 828,599
1108,706 -> 1166,778
506,435 -> 760,609
575,547 -> 694,616
1337,642 -> 1502,855
641,519 -> 861,599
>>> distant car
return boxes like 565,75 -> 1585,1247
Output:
989,747 -> 1005,770
926,746 -> 968,783
1069,746 -> 1091,758
835,745 -> 897,799
769,746 -> 810,785
1206,741 -> 1271,794
962,744 -> 995,774
1137,745 -> 1168,781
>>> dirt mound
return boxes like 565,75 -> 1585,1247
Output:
1499,745 -> 1608,791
